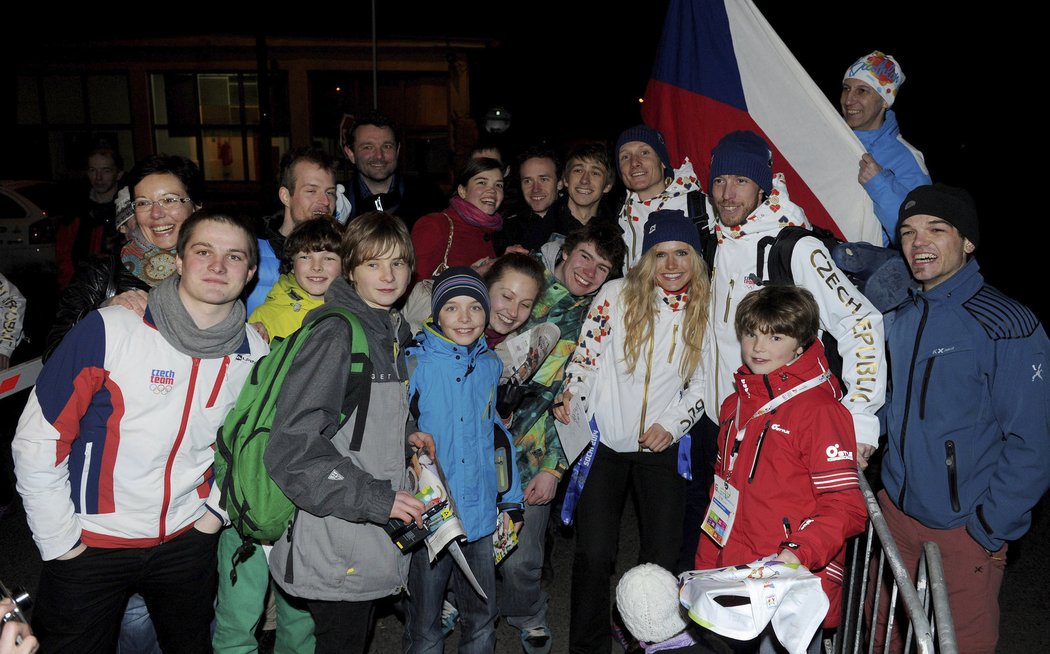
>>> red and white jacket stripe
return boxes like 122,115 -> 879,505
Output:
13,306 -> 266,560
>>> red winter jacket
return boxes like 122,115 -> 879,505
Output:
411,205 -> 497,284
695,340 -> 867,627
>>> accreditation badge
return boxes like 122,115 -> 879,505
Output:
701,474 -> 740,548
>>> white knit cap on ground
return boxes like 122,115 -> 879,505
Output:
616,563 -> 688,644
680,555 -> 828,654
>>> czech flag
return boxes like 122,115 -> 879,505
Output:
642,0 -> 882,244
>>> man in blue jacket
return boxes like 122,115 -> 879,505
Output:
842,51 -> 930,245
877,185 -> 1049,654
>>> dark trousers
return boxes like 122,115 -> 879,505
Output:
678,415 -> 720,573
305,597 -> 375,654
33,527 -> 219,654
569,443 -> 686,654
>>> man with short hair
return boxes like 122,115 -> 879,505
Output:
615,125 -> 704,269
681,130 -> 886,567
57,147 -> 125,288
550,142 -> 616,235
245,147 -> 336,314
842,51 -> 930,245
342,110 -> 443,227
501,222 -> 626,654
875,185 -> 1049,654
14,212 -> 268,653
497,147 -> 563,253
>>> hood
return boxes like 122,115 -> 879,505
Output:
709,173 -> 810,242
733,339 -> 842,414
266,273 -> 323,310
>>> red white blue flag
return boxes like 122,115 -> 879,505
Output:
642,0 -> 882,243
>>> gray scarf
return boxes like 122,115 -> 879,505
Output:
148,276 -> 247,359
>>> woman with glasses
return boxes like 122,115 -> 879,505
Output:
45,154 -> 204,360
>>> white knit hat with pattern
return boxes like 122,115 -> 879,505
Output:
616,564 -> 688,644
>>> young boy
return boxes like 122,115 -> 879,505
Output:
248,217 -> 343,342
263,211 -> 434,654
694,285 -> 866,652
402,267 -> 524,652
556,142 -> 616,233
215,217 -> 343,653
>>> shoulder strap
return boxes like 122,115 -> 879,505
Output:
305,307 -> 373,451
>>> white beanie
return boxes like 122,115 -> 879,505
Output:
843,51 -> 905,107
616,564 -> 688,644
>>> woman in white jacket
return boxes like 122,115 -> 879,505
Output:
556,209 -> 710,653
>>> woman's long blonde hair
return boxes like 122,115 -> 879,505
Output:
621,245 -> 710,380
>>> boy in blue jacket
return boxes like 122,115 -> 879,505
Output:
403,267 -> 524,653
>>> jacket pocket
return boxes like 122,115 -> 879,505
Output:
944,440 -> 960,512
919,357 -> 935,420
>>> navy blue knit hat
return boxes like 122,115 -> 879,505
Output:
642,210 -> 702,256
432,267 -> 490,322
616,125 -> 672,176
709,130 -> 773,195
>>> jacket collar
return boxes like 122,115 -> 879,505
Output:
710,173 -> 810,242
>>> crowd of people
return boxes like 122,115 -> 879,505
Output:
3,50 -> 1047,654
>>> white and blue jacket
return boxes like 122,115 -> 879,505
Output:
855,110 -> 930,245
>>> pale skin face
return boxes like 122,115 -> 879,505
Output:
617,141 -> 666,201
487,270 -> 540,335
740,329 -> 804,376
87,153 -> 121,199
519,157 -> 561,215
899,214 -> 975,292
278,162 -> 336,236
711,174 -> 764,228
841,78 -> 887,132
457,169 -> 505,215
174,220 -> 257,329
344,124 -> 399,192
292,250 -> 341,300
565,158 -> 613,218
437,295 -> 487,346
554,241 -> 614,297
132,173 -> 196,250
348,246 -> 411,309
652,241 -> 694,293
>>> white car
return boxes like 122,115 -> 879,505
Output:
0,181 -> 58,276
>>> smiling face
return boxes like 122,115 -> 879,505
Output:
617,141 -> 666,200
457,169 -> 505,215
133,173 -> 196,250
487,270 -> 541,335
292,250 -> 341,300
175,219 -> 256,316
519,157 -> 561,215
565,157 -> 613,212
437,295 -> 487,346
740,329 -> 804,376
840,78 -> 887,132
555,241 -> 614,297
348,246 -> 411,310
281,161 -> 336,229
345,124 -> 399,185
651,241 -> 694,294
711,174 -> 764,228
899,214 -> 974,292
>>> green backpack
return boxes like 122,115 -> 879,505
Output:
214,306 -> 372,549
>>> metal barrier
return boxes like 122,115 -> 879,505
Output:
831,471 -> 957,654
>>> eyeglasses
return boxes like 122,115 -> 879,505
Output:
131,196 -> 194,212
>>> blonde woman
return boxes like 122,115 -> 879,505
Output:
554,209 -> 710,654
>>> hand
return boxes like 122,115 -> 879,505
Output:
639,423 -> 673,452
104,289 -> 149,317
250,322 -> 270,343
471,257 -> 496,276
0,600 -> 38,654
552,392 -> 571,424
774,549 -> 802,566
408,431 -> 436,461
504,244 -> 530,256
857,154 -> 883,184
55,543 -> 87,560
390,489 -> 426,528
0,355 -> 8,371
857,444 -> 875,471
194,511 -> 223,534
524,470 -> 559,505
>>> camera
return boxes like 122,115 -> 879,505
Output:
0,581 -> 31,625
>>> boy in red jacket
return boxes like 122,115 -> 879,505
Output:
695,285 -> 867,652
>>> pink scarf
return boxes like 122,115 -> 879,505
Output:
450,196 -> 503,232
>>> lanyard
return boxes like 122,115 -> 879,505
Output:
722,371 -> 831,478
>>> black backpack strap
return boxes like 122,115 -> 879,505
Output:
686,190 -> 718,274
755,234 -> 778,285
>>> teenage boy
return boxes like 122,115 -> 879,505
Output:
550,142 -> 617,235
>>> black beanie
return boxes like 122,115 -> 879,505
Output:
898,184 -> 979,249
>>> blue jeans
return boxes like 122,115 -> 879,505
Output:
403,537 -> 498,654
498,502 -> 550,631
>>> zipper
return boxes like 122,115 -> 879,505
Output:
159,358 -> 201,541
638,332 -> 656,445
80,442 -> 93,513
667,324 -> 679,364
919,357 -> 935,420
945,440 -> 960,512
747,420 -> 772,482
206,356 -> 230,409
896,298 -> 930,510
722,279 -> 735,323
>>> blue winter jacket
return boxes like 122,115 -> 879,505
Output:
855,110 -> 930,245
880,260 -> 1050,551
407,321 -> 524,542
